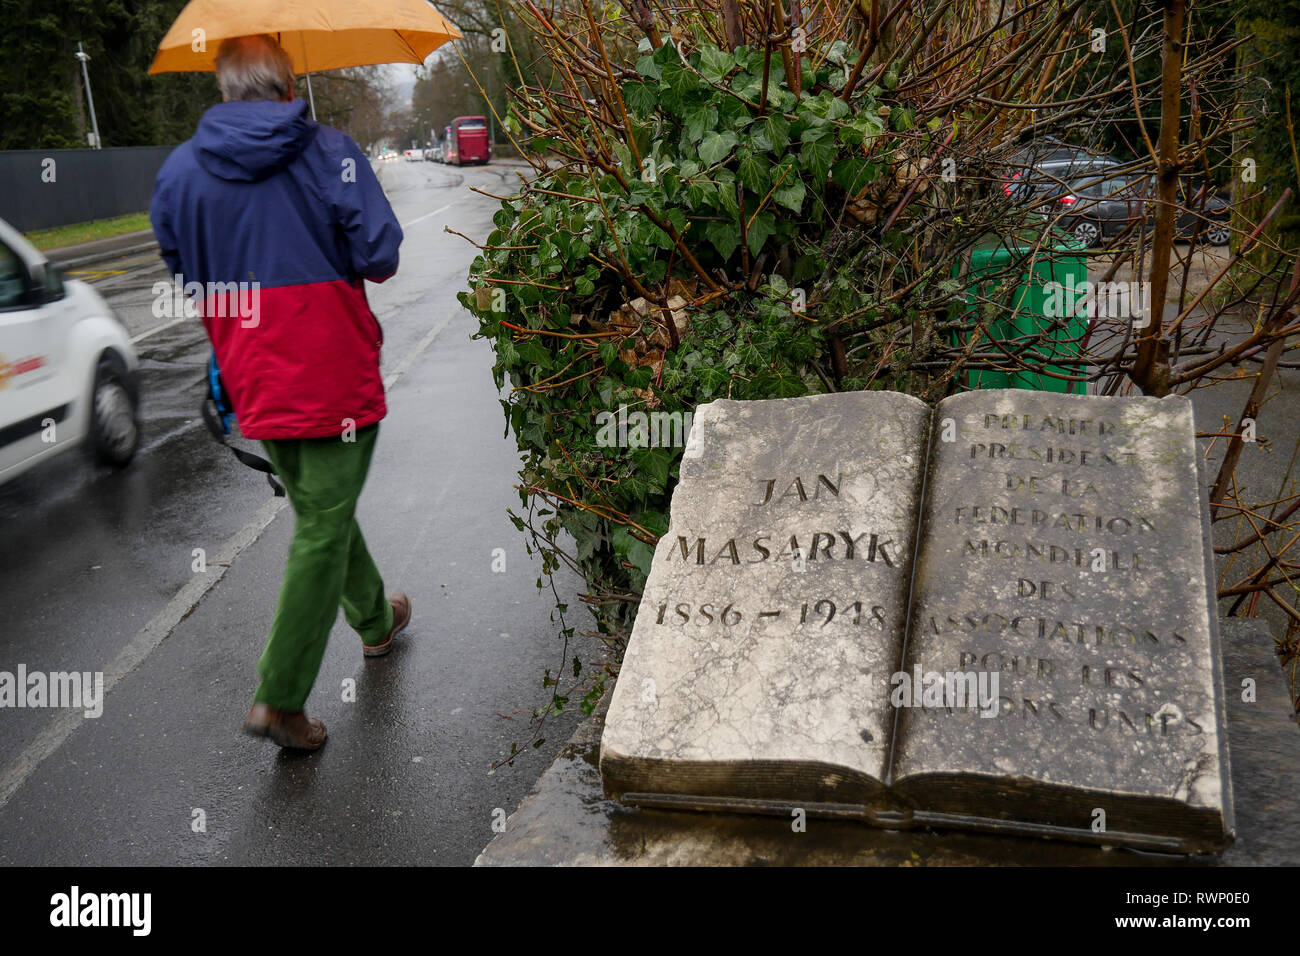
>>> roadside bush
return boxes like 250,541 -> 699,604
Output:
460,33 -> 980,646
457,2 -> 1294,700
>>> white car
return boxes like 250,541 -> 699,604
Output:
0,217 -> 140,486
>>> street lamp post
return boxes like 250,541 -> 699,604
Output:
484,42 -> 497,147
465,71 -> 495,146
484,57 -> 496,146
74,42 -> 102,149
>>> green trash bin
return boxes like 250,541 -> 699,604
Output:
954,233 -> 1089,393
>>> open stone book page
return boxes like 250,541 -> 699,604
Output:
891,390 -> 1232,852
600,391 -> 929,808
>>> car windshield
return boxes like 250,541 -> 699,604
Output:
1068,173 -> 1142,198
0,243 -> 24,306
458,119 -> 487,129
1008,160 -> 1118,196
0,241 -> 26,308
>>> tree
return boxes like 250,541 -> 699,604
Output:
295,68 -> 395,154
0,0 -> 217,149
0,0 -> 399,150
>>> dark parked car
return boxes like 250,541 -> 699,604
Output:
1053,171 -> 1146,247
1001,143 -> 1231,248
1169,178 -> 1231,246
1000,140 -> 1122,201
1051,171 -> 1230,248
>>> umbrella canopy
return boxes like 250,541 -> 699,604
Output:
148,0 -> 462,75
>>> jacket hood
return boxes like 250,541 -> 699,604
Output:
194,99 -> 315,182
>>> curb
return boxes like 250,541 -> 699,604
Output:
46,231 -> 160,271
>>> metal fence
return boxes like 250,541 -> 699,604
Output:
0,146 -> 176,233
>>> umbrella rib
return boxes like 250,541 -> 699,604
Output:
397,30 -> 423,63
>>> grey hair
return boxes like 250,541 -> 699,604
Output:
215,35 -> 296,102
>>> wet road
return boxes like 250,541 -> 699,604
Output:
0,159 -> 600,864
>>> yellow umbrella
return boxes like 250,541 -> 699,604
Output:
149,0 -> 462,116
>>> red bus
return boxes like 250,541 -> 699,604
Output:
448,115 -> 490,166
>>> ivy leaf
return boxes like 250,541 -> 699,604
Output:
625,536 -> 655,577
832,157 -> 877,195
826,97 -> 851,121
806,90 -> 849,121
623,81 -> 657,116
773,176 -> 806,212
663,206 -> 688,234
639,508 -> 669,537
714,169 -> 739,215
799,137 -> 837,181
661,60 -> 696,94
635,54 -> 661,80
736,338 -> 764,367
652,40 -> 683,67
626,366 -> 654,388
746,211 -> 777,257
839,112 -> 884,146
705,220 -> 741,260
737,151 -> 770,194
496,337 -> 519,366
635,448 -> 672,487
771,373 -> 808,397
698,130 -> 738,166
683,105 -> 715,144
754,114 -> 791,154
686,179 -> 717,209
734,71 -> 764,101
698,365 -> 729,396
698,46 -> 735,83
517,339 -> 553,368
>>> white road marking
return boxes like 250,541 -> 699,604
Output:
384,310 -> 457,388
0,495 -> 282,812
0,310 -> 457,813
130,317 -> 187,344
402,202 -> 454,228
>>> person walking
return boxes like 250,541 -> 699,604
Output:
150,34 -> 411,751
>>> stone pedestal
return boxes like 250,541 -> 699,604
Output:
475,619 -> 1297,866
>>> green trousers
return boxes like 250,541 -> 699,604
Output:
253,423 -> 393,712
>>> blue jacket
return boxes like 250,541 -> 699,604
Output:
150,98 -> 403,439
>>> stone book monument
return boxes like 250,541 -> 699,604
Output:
600,390 -> 1234,854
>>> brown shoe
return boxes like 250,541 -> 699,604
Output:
243,703 -> 327,751
363,592 -> 411,658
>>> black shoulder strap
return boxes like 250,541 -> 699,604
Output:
201,398 -> 285,497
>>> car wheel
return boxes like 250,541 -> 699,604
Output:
1205,222 -> 1230,246
90,354 -> 139,467
1072,220 -> 1101,248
